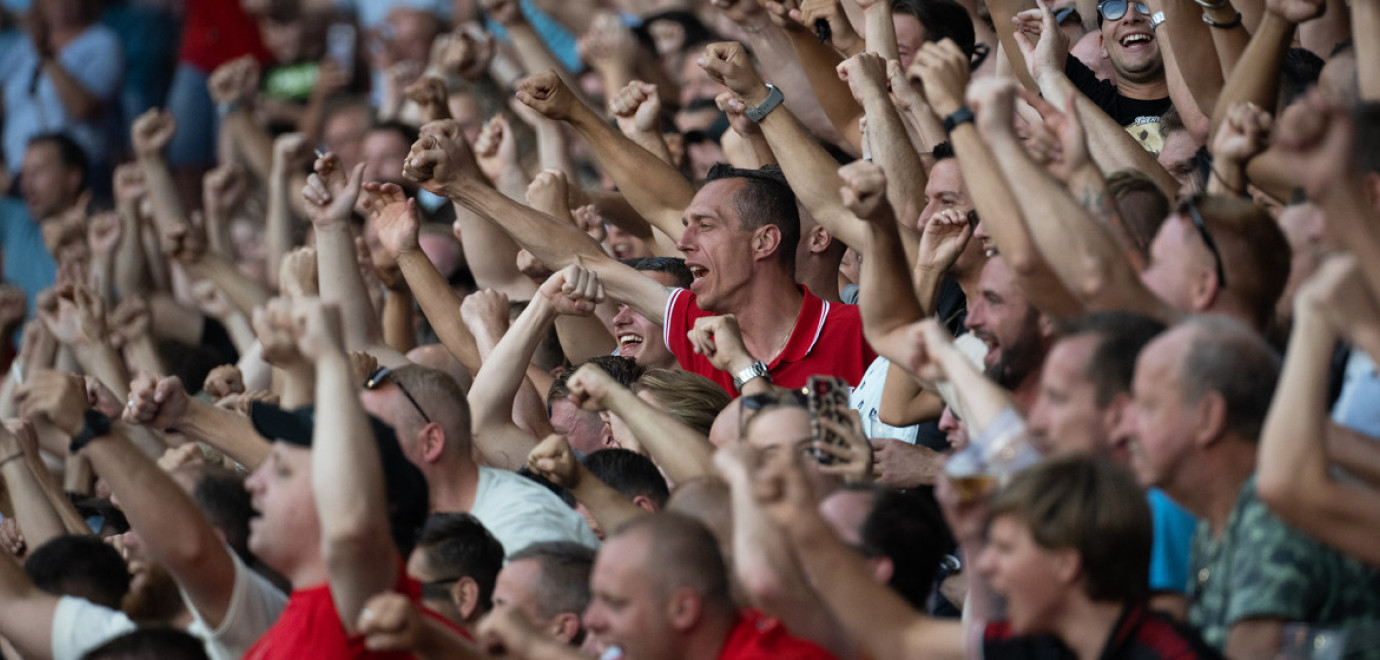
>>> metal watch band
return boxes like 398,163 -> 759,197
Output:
733,361 -> 771,389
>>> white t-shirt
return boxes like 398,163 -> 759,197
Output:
469,467 -> 601,557
50,550 -> 287,660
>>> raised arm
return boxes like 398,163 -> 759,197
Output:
839,52 -> 928,235
296,299 -> 399,632
402,120 -> 672,324
38,284 -> 131,399
1257,256 -> 1380,568
526,434 -> 648,534
1208,0 -> 1324,137
526,173 -> 618,363
124,374 -> 271,470
514,70 -> 692,246
0,411 -> 69,550
1357,0 -> 1380,100
566,363 -> 718,483
0,551 -> 58,658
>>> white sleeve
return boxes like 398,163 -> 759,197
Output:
182,551 -> 288,660
50,596 -> 137,660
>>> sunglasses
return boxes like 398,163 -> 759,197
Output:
1097,0 -> 1150,21
1184,197 -> 1228,289
365,365 -> 433,425
1054,5 -> 1081,24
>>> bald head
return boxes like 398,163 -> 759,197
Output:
608,513 -> 733,608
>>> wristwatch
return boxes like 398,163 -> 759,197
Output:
745,84 -> 785,123
943,106 -> 975,135
733,361 -> 771,390
69,410 -> 112,454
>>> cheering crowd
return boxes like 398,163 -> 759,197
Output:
0,0 -> 1376,657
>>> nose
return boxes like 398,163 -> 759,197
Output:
675,224 -> 696,253
974,545 -> 998,580
612,304 -> 633,326
582,602 -> 606,634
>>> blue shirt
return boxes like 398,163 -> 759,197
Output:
1149,487 -> 1197,594
0,197 -> 56,316
0,26 -> 124,172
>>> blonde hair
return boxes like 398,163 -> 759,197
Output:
632,370 -> 731,436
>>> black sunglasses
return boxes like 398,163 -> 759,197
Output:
1097,0 -> 1150,21
365,365 -> 433,425
1183,197 -> 1228,289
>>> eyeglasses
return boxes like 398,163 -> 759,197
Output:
1097,0 -> 1150,21
738,389 -> 808,441
364,366 -> 433,425
1054,5 -> 1081,24
1184,197 -> 1228,289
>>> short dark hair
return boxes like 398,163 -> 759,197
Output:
25,535 -> 130,609
181,464 -> 255,564
415,513 -> 506,614
892,0 -> 977,56
989,455 -> 1152,603
1105,170 -> 1168,258
27,133 -> 90,191
704,164 -> 801,273
1056,313 -> 1166,406
550,356 -> 646,400
931,141 -> 955,161
634,257 -> 693,288
1178,316 -> 1282,442
82,627 -> 209,660
849,485 -> 952,610
583,449 -> 670,509
507,541 -> 596,626
1278,48 -> 1324,109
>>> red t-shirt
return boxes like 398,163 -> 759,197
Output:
243,562 -> 467,659
718,609 -> 839,659
663,286 -> 876,395
179,0 -> 271,71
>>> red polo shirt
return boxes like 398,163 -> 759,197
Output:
243,561 -> 468,659
663,286 -> 875,395
718,609 -> 838,659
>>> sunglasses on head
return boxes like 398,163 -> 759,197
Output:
365,365 -> 433,425
1097,0 -> 1151,21
1183,196 -> 1228,289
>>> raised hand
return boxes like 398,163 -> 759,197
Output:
289,298 -> 346,363
514,70 -> 579,122
609,81 -> 663,136
838,160 -> 892,222
279,246 -> 320,299
253,297 -> 307,369
1265,0 -> 1325,23
525,169 -> 571,218
1011,0 -> 1069,83
698,42 -> 771,106
207,55 -> 259,106
909,39 -> 971,117
362,182 -> 421,257
402,120 -> 476,195
84,376 -> 124,418
109,296 -> 152,350
538,265 -> 606,317
814,408 -> 874,483
473,114 -> 518,183
794,0 -> 861,54
358,592 -> 427,653
525,434 -> 582,489
302,153 -> 367,229
716,91 -> 760,137
16,370 -> 88,435
124,373 -> 190,429
131,109 -> 178,159
566,362 -> 618,412
216,389 -> 280,417
1273,90 -> 1357,200
476,604 -> 546,657
1211,102 -> 1273,165
917,208 -> 974,272
687,314 -> 754,374
966,75 -> 1021,139
836,51 -> 890,104
160,217 -> 208,264
404,75 -> 452,122
437,24 -> 496,81
459,288 -> 512,346
572,204 -> 609,244
903,318 -> 956,382
270,134 -> 311,177
113,163 -> 148,209
203,365 -> 246,400
1020,88 -> 1090,182
190,280 -> 234,321
579,13 -> 641,75
38,283 -> 106,348
349,351 -> 380,386
88,211 -> 123,256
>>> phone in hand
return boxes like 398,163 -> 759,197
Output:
806,375 -> 850,465
326,23 -> 357,80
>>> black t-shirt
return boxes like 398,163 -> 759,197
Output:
1064,57 -> 1172,152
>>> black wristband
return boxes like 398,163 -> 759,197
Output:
943,106 -> 975,135
69,410 -> 112,454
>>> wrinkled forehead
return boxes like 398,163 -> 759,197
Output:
685,179 -> 745,225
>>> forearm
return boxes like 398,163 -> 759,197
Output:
935,343 -> 1020,431
453,205 -> 540,299
509,23 -> 582,93
568,464 -> 649,531
70,342 -> 131,399
265,171 -> 296,291
223,111 -> 275,183
1202,2 -> 1251,85
569,103 -> 693,241
0,552 -> 57,658
122,336 -> 166,380
139,154 -> 189,240
397,250 -> 482,373
188,253 -> 271,318
114,203 -> 154,296
1257,311 -> 1333,509
202,205 -> 234,260
2,452 -> 69,548
864,3 -> 900,60
1356,0 -> 1380,100
177,399 -> 271,469
382,290 -> 418,355
315,224 -> 382,351
447,181 -> 611,278
1326,423 -> 1380,487
1153,0 -> 1221,138
606,388 -> 716,483
219,311 -> 259,357
313,352 -> 396,631
468,298 -> 558,463
552,315 -> 616,365
534,120 -> 577,183
913,264 -> 949,317
987,0 -> 1041,91
1039,73 -> 1180,195
757,105 -> 869,249
786,29 -> 865,149
860,211 -> 925,360
861,89 -> 926,237
1317,180 -> 1380,298
1209,11 -> 1294,135
40,57 -> 101,119
276,363 -> 317,409
879,364 -> 934,427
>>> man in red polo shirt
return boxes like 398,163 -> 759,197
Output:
400,121 -> 875,395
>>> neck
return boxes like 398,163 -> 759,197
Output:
1114,76 -> 1168,100
425,458 -> 480,513
682,609 -> 740,660
1010,368 -> 1043,413
798,256 -> 842,303
1172,441 -> 1255,536
957,269 -> 982,308
1056,598 -> 1127,660
727,276 -> 805,363
287,557 -> 330,591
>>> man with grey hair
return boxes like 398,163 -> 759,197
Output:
1117,315 -> 1380,659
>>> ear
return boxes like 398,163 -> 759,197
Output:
1051,547 -> 1083,587
1097,32 -> 1109,59
806,225 -> 834,255
752,224 -> 783,263
1187,264 -> 1219,313
64,168 -> 84,195
450,576 -> 482,622
666,588 -> 704,632
1192,391 -> 1229,448
549,611 -> 582,644
631,494 -> 660,514
420,423 -> 446,463
1101,392 -> 1132,441
866,556 -> 895,585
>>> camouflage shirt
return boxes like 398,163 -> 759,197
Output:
1187,475 -> 1380,657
